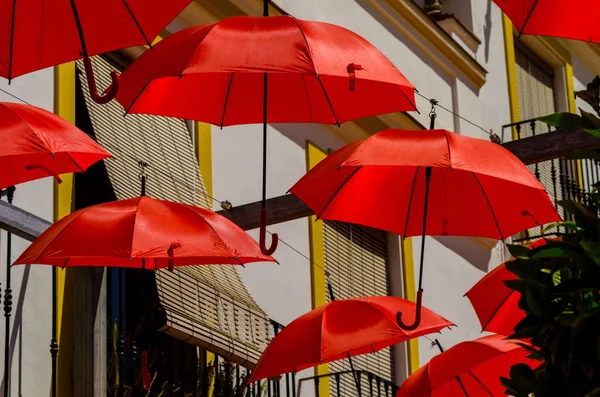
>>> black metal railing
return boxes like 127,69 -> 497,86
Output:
297,370 -> 399,397
502,118 -> 600,242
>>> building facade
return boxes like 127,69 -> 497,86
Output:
1,0 -> 599,396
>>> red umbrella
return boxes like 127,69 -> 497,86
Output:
247,296 -> 453,384
14,196 -> 276,269
14,195 -> 276,397
494,0 -> 599,43
0,101 -> 111,189
116,2 -> 417,255
466,238 -> 560,336
0,0 -> 191,103
289,128 -> 561,329
396,335 -> 540,397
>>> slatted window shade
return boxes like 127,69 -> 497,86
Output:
323,221 -> 392,396
76,56 -> 271,368
515,45 -> 568,237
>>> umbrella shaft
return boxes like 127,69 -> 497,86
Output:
263,0 -> 269,16
347,353 -> 362,397
51,268 -> 58,397
417,167 -> 432,291
262,73 -> 268,206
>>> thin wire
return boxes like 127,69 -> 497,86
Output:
0,87 -> 32,105
415,90 -> 491,136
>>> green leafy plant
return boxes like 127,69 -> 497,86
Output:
501,185 -> 600,396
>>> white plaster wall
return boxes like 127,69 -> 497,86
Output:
210,0 -> 513,390
0,69 -> 54,397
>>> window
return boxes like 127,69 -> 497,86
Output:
323,221 -> 392,396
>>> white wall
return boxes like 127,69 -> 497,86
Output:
208,0 -> 514,387
0,68 -> 54,397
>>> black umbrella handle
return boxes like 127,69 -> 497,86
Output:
396,289 -> 423,330
259,208 -> 278,255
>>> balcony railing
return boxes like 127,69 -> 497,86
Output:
297,370 -> 400,397
502,118 -> 600,241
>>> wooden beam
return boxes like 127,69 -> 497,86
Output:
0,200 -> 50,242
502,127 -> 600,165
2,127 -> 599,239
216,193 -> 312,230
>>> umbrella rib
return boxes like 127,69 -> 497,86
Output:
471,173 -> 504,240
8,0 -> 17,82
30,210 -> 88,264
397,86 -> 419,113
120,0 -> 152,47
479,289 -> 516,333
64,152 -> 87,173
220,73 -> 235,128
315,166 -> 362,220
187,207 -> 237,262
402,167 -> 421,238
316,75 -> 340,127
466,370 -> 494,396
124,80 -> 151,114
519,0 -> 541,37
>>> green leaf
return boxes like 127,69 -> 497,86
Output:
507,243 -> 531,259
586,388 -> 600,397
558,200 -> 598,221
500,376 -> 519,396
552,270 -> 561,287
509,326 -> 538,340
581,240 -> 600,265
564,149 -> 600,160
525,286 -> 546,317
503,279 -> 525,293
542,221 -> 581,233
538,112 -> 582,131
581,109 -> 600,134
510,363 -> 537,391
506,259 -> 533,278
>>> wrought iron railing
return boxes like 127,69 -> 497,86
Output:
502,118 -> 600,242
297,370 -> 399,397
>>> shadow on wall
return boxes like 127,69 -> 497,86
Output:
272,123 -> 347,153
433,236 -> 493,272
0,265 -> 31,396
484,0 -> 493,63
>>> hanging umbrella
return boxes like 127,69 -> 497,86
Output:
493,0 -> 600,43
0,101 -> 111,189
246,296 -> 453,384
0,100 -> 110,396
116,0 -> 417,255
289,128 -> 561,329
396,335 -> 540,397
0,0 -> 191,103
13,195 -> 276,397
466,237 -> 560,336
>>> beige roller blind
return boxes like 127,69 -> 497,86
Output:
76,56 -> 271,368
515,45 -> 566,236
323,221 -> 392,396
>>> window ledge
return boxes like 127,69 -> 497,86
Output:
432,13 -> 481,56
366,0 -> 487,89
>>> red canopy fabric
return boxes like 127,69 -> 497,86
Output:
247,296 -> 453,383
116,16 -> 416,125
289,129 -> 561,239
0,102 -> 111,190
0,0 -> 191,79
396,335 -> 540,397
466,237 -> 561,336
494,0 -> 600,43
14,196 -> 276,269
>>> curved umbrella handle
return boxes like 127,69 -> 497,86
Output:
83,56 -> 120,104
396,289 -> 423,330
259,208 -> 278,255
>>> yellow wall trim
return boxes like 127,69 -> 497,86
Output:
306,141 -> 329,397
54,63 -> 76,397
364,0 -> 487,88
502,15 -> 520,141
400,238 -> 419,374
195,122 -> 213,200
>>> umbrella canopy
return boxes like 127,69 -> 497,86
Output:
116,13 -> 417,256
0,101 -> 111,190
116,15 -> 416,124
14,196 -> 276,269
289,129 -> 560,240
396,335 -> 540,397
466,238 -> 560,336
0,0 -> 191,102
494,0 -> 600,43
247,296 -> 453,383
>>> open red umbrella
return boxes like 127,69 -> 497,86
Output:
466,238 -> 560,336
0,101 -> 111,189
0,100 -> 110,396
289,128 -> 561,329
14,195 -> 276,397
116,0 -> 417,255
0,0 -> 191,103
396,335 -> 540,397
247,296 -> 453,385
494,0 -> 600,43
